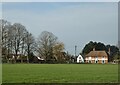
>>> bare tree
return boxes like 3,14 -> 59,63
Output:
1,19 -> 67,64
11,23 -> 26,63
19,28 -> 27,63
1,19 -> 36,63
1,19 -> 11,63
25,32 -> 35,63
37,31 -> 57,62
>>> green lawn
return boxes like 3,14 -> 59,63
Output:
2,64 -> 118,83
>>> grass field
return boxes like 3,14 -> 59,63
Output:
2,64 -> 118,83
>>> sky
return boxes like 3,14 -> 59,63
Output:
2,2 -> 118,55
1,0 -> 119,2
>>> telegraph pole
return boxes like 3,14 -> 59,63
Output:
75,45 -> 77,57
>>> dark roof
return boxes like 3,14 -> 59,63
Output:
86,51 -> 108,57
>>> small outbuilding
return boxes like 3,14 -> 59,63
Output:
77,54 -> 84,63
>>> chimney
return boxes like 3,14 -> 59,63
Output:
108,47 -> 110,55
93,48 -> 95,51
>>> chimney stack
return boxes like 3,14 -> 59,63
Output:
108,47 -> 110,55
93,48 -> 95,51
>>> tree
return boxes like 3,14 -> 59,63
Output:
95,42 -> 106,51
37,31 -> 57,63
11,23 -> 36,63
20,28 -> 27,63
1,19 -> 12,63
53,42 -> 65,63
25,32 -> 35,63
11,23 -> 27,63
82,41 -> 95,55
106,45 -> 119,62
82,41 -> 107,55
1,19 -> 36,63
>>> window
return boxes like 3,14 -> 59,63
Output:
79,60 -> 81,63
79,57 -> 81,59
102,60 -> 105,64
95,61 -> 98,63
89,60 -> 91,63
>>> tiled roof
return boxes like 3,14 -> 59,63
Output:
86,51 -> 108,57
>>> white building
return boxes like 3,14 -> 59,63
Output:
77,55 -> 84,63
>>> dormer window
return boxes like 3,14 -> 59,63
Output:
79,57 -> 81,59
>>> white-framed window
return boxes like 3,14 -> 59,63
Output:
79,57 -> 81,59
102,60 -> 105,64
88,60 -> 91,63
79,60 -> 81,63
95,60 -> 98,63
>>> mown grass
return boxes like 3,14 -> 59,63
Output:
2,64 -> 118,83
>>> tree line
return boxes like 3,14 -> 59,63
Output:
1,19 -> 73,63
2,19 -> 35,63
1,19 -> 119,63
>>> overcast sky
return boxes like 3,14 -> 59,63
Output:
2,2 -> 118,55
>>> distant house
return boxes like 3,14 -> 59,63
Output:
2,54 -> 28,63
33,56 -> 45,63
77,55 -> 84,63
85,48 -> 108,64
